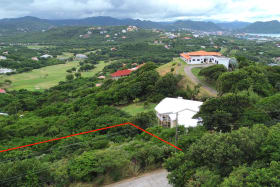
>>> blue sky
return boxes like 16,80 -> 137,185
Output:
0,0 -> 279,22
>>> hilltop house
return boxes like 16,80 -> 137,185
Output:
180,50 -> 231,69
155,97 -> 203,128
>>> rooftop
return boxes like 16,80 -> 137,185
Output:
182,50 -> 222,57
111,69 -> 132,77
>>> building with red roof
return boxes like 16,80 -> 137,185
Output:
111,69 -> 132,80
0,89 -> 6,94
180,50 -> 230,69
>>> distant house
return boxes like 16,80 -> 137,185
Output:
111,69 -> 132,80
40,54 -> 53,59
111,64 -> 144,80
0,113 -> 8,116
0,56 -> 7,60
155,97 -> 203,128
75,54 -> 88,60
98,75 -> 106,79
180,50 -> 231,69
31,57 -> 39,61
0,68 -> 14,74
2,51 -> 8,55
0,89 -> 6,94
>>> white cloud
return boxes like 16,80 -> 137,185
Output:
0,0 -> 279,22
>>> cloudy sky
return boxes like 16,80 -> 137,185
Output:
0,0 -> 279,22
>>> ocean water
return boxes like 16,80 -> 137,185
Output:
248,33 -> 280,38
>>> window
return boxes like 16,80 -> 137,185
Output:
192,59 -> 195,61
197,59 -> 200,61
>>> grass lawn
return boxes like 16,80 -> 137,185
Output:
0,61 -> 106,91
57,52 -> 74,59
119,102 -> 157,116
27,45 -> 54,50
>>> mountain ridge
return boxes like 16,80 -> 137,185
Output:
0,16 -> 280,34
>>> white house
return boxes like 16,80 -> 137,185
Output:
75,54 -> 88,60
40,54 -> 53,59
155,97 -> 203,128
0,56 -> 7,60
180,50 -> 230,69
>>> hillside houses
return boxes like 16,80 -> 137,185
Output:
180,50 -> 231,69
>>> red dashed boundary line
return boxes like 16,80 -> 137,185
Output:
0,122 -> 182,153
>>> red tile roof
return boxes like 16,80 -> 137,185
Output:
111,69 -> 132,77
180,53 -> 191,60
186,50 -> 222,56
0,89 -> 6,93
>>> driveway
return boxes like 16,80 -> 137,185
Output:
184,64 -> 218,96
105,169 -> 172,187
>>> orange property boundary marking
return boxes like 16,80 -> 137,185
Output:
0,122 -> 182,153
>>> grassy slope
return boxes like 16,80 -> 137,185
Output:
157,58 -> 215,97
191,67 -> 216,90
0,61 -> 106,91
119,102 -> 157,116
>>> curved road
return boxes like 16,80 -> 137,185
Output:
184,64 -> 218,96
105,169 -> 171,187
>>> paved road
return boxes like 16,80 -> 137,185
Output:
105,169 -> 172,187
184,64 -> 218,96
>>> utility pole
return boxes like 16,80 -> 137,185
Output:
175,112 -> 178,153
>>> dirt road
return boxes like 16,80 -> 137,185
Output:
184,64 -> 218,96
105,169 -> 171,187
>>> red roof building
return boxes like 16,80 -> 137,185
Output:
111,69 -> 132,79
0,89 -> 6,94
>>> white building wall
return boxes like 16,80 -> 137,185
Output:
189,56 -> 203,64
217,58 -> 230,69
181,54 -> 230,69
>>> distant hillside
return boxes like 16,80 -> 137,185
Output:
217,21 -> 250,30
0,16 -> 54,34
0,16 -> 223,34
242,20 -> 280,33
173,20 -> 222,31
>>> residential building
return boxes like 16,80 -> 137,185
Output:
0,68 -> 14,74
31,57 -> 39,61
0,56 -> 7,60
98,75 -> 106,79
0,89 -> 6,94
75,54 -> 88,60
111,69 -> 132,80
180,50 -> 231,69
155,97 -> 203,128
111,64 -> 144,80
40,54 -> 53,59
